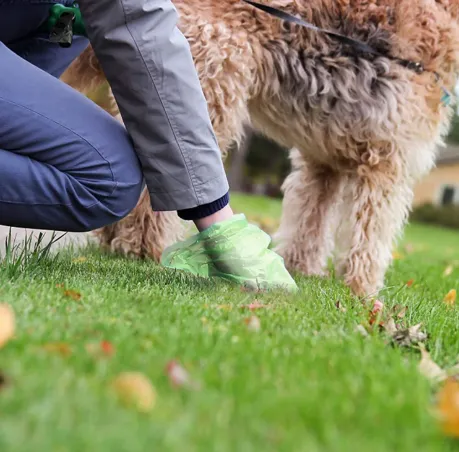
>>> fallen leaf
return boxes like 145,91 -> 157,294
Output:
372,300 -> 384,313
335,301 -> 347,313
240,302 -> 271,311
72,257 -> 87,263
444,289 -> 457,307
55,283 -> 64,288
86,341 -> 115,358
369,300 -> 384,326
165,360 -> 199,389
112,372 -> 156,413
392,251 -> 404,260
437,378 -> 459,437
42,342 -> 72,357
396,306 -> 408,319
63,289 -> 81,301
383,318 -> 398,335
245,316 -> 261,332
406,279 -> 415,288
100,340 -> 115,356
444,265 -> 454,277
418,344 -> 447,383
391,323 -> 427,347
0,304 -> 15,349
355,325 -> 369,337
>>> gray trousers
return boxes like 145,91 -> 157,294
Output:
78,0 -> 229,212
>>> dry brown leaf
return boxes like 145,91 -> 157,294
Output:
112,372 -> 156,413
0,304 -> 15,349
42,342 -> 72,357
437,378 -> 459,437
369,300 -> 384,327
383,318 -> 398,335
86,340 -> 115,358
245,316 -> 261,332
418,344 -> 447,383
63,289 -> 82,301
406,279 -> 414,288
240,302 -> 271,311
444,265 -> 454,277
444,289 -> 457,307
396,306 -> 408,319
391,323 -> 427,347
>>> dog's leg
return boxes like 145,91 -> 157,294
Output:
95,190 -> 184,261
274,151 -> 341,277
335,160 -> 412,297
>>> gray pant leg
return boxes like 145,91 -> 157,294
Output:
78,0 -> 229,211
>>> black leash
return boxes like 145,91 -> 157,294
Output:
242,0 -> 425,75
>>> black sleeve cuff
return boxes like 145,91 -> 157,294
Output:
177,192 -> 230,221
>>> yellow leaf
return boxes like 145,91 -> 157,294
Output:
63,289 -> 82,301
444,289 -> 457,307
418,344 -> 447,383
444,265 -> 454,277
112,372 -> 156,413
0,304 -> 15,349
42,342 -> 72,357
392,251 -> 404,260
72,257 -> 87,263
437,379 -> 459,437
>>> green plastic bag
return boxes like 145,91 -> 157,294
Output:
161,214 -> 297,292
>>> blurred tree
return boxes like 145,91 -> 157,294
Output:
448,115 -> 459,144
227,126 -> 253,191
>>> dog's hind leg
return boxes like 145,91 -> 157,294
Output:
95,190 -> 184,261
334,157 -> 412,297
274,150 -> 342,277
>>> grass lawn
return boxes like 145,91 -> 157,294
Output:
1,194 -> 459,452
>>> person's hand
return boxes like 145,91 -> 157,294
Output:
161,215 -> 298,292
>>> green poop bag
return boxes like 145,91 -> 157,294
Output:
161,214 -> 297,292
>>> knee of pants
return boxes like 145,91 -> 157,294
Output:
74,171 -> 145,233
67,144 -> 145,233
77,181 -> 144,233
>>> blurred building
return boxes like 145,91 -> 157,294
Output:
413,145 -> 459,206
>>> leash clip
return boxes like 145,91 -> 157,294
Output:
49,11 -> 75,48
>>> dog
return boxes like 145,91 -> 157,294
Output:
62,0 -> 459,296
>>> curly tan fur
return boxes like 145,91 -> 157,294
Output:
62,0 -> 459,296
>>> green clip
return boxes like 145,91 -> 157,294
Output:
43,3 -> 87,47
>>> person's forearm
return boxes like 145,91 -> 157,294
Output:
77,0 -> 229,212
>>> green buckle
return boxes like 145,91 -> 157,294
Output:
43,3 -> 87,48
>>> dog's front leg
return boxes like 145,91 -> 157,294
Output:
274,152 -> 342,277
